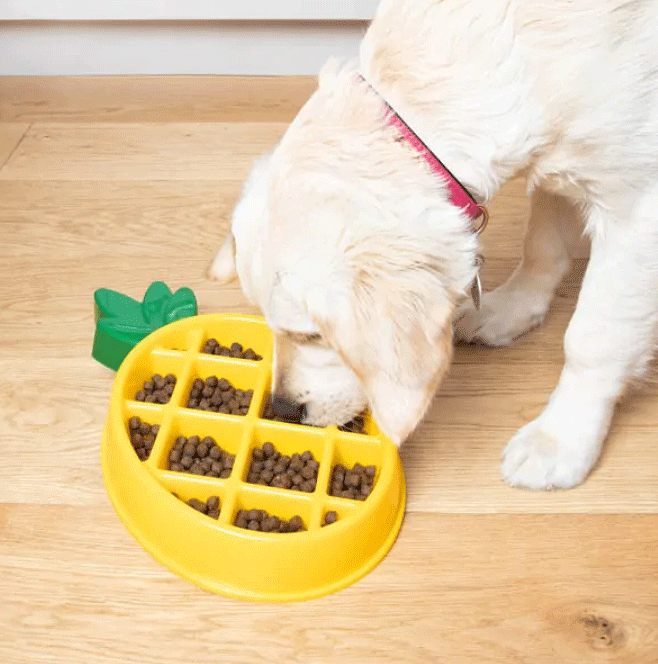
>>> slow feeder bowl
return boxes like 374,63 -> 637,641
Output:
101,313 -> 406,602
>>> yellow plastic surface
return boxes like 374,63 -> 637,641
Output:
101,314 -> 406,602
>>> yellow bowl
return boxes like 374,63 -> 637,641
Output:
101,313 -> 406,602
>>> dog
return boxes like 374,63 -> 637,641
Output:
210,0 -> 658,490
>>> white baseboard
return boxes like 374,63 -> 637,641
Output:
0,21 -> 368,76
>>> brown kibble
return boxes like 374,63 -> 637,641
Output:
128,416 -> 140,430
365,465 -> 376,478
206,496 -> 220,511
262,442 -> 275,458
361,483 -> 372,496
207,509 -> 220,519
345,473 -> 361,488
244,349 -> 256,360
263,458 -> 276,471
235,512 -> 248,528
280,475 -> 293,489
307,459 -> 319,473
301,451 -> 312,462
209,446 -> 222,460
170,463 -> 183,472
247,520 -> 260,531
182,441 -> 195,456
131,433 -> 144,447
193,378 -> 204,391
135,390 -> 146,401
292,474 -> 303,486
251,460 -> 264,474
301,465 -> 315,480
196,442 -> 209,458
187,398 -> 199,409
153,374 -> 165,389
219,468 -> 231,479
288,516 -> 303,532
139,422 -> 150,435
143,380 -> 154,392
188,498 -> 207,514
324,511 -> 338,526
300,480 -> 314,493
136,448 -> 147,461
165,373 -> 176,384
164,383 -> 175,396
180,455 -> 193,469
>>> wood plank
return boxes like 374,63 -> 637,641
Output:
0,506 -> 657,664
0,123 -> 29,168
0,122 -> 288,182
0,76 -> 316,123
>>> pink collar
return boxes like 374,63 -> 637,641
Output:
361,76 -> 488,232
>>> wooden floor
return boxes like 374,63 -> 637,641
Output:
1,76 -> 657,664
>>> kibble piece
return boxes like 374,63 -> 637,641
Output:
247,520 -> 260,531
207,509 -> 220,519
180,455 -> 194,469
292,474 -> 303,486
196,442 -> 209,458
262,442 -> 275,458
323,511 -> 338,526
188,498 -> 208,514
244,349 -> 256,360
301,451 -> 312,463
170,463 -> 183,472
365,465 -> 376,479
219,468 -> 231,479
165,373 -> 176,384
235,512 -> 248,529
345,473 -> 361,488
288,516 -> 303,532
206,496 -> 220,511
128,416 -> 141,430
301,465 -> 315,480
209,445 -> 222,460
135,390 -> 146,401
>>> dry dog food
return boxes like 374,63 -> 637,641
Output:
261,399 -> 366,434
186,376 -> 253,415
173,492 -> 221,519
128,416 -> 159,460
234,509 -> 305,533
246,442 -> 319,492
135,373 -> 176,403
323,511 -> 338,526
167,434 -> 235,477
202,338 -> 262,361
329,463 -> 376,500
338,415 -> 366,435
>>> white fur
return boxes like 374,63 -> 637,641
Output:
211,0 -> 658,488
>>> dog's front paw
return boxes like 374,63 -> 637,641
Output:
454,287 -> 549,347
501,418 -> 600,490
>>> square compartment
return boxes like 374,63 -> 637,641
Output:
122,352 -> 187,405
181,357 -> 262,416
231,486 -> 312,534
154,410 -> 249,474
326,437 -> 383,500
242,422 -> 327,489
123,402 -> 168,463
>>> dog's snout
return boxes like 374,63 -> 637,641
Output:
272,395 -> 306,423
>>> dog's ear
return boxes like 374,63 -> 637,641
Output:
315,241 -> 455,445
208,232 -> 237,283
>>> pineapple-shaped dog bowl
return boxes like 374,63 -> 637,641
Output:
101,314 -> 406,602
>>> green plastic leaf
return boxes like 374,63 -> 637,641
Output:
163,287 -> 198,325
94,288 -> 142,323
141,281 -> 172,328
97,316 -> 151,346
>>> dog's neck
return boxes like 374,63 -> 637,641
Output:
359,0 -> 544,207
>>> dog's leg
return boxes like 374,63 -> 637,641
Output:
502,187 -> 658,489
455,188 -> 577,345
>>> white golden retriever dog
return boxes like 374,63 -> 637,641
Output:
211,0 -> 658,489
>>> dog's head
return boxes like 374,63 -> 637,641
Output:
210,61 -> 479,444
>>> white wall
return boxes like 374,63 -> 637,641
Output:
0,0 -> 376,75
0,21 -> 369,75
0,0 -> 379,21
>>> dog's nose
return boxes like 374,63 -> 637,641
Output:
272,395 -> 306,423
